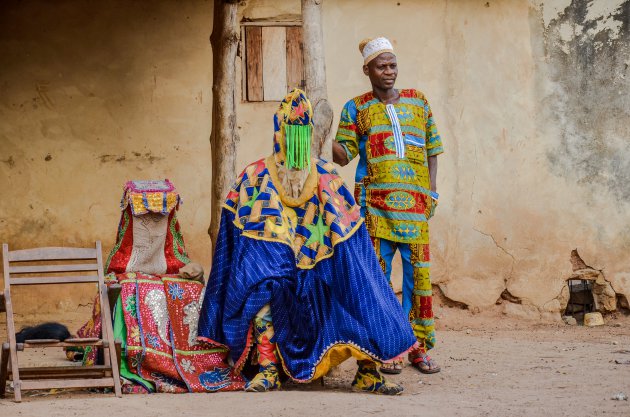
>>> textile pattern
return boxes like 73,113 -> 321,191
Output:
70,179 -> 191,367
107,207 -> 189,275
272,88 -> 313,167
335,89 -> 443,244
223,158 -> 362,270
198,166 -> 418,382
371,237 -> 435,350
121,179 -> 181,216
119,272 -> 244,393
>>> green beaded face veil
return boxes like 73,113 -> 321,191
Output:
273,89 -> 314,171
283,124 -> 311,170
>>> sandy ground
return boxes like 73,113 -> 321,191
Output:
1,308 -> 630,417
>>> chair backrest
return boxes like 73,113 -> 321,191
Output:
3,242 -> 105,289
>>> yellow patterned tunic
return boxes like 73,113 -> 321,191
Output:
335,89 -> 443,244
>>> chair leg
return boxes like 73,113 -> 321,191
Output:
99,284 -> 122,398
10,347 -> 21,402
4,291 -> 22,402
109,341 -> 122,397
0,343 -> 9,398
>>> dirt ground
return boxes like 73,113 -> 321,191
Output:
1,307 -> 629,417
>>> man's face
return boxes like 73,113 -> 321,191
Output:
363,52 -> 398,90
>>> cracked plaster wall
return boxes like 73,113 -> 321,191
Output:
526,0 -> 630,316
0,1 -> 216,317
320,0 -> 630,318
431,0 -> 630,317
1,0 -> 629,319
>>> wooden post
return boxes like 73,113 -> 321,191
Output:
209,0 -> 240,247
301,0 -> 333,162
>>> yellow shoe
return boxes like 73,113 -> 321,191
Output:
351,366 -> 403,395
244,364 -> 281,392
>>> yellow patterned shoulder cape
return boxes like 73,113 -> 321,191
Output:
223,157 -> 363,269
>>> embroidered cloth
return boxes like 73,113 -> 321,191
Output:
198,160 -> 417,381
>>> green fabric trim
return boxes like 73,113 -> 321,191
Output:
114,296 -> 155,391
127,345 -> 226,357
285,124 -> 311,170
169,214 -> 191,265
427,146 -> 444,157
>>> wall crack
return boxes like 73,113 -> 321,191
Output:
473,227 -> 516,286
472,227 -> 516,261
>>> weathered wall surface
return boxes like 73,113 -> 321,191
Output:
234,0 -> 630,320
532,0 -> 630,317
0,1 -> 215,318
1,0 -> 628,322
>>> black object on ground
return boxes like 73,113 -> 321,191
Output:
15,322 -> 71,343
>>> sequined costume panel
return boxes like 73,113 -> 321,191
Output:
70,180 -> 196,374
119,273 -> 244,393
108,179 -> 190,275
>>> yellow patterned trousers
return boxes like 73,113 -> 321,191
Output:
370,237 -> 436,350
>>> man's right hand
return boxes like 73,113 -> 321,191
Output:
332,141 -> 350,166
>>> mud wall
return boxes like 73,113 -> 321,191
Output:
234,0 -> 630,320
1,0 -> 628,322
0,1 -> 215,319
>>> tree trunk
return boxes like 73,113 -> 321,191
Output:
209,0 -> 240,250
301,0 -> 333,162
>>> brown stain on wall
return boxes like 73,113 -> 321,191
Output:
98,152 -> 165,164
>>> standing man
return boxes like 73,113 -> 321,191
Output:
332,37 -> 443,374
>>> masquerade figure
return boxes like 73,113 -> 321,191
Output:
333,37 -> 444,374
70,180 -> 244,393
198,89 -> 417,395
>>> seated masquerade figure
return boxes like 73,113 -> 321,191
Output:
197,89 -> 417,395
71,180 -> 244,393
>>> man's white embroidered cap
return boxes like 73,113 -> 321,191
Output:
360,37 -> 395,64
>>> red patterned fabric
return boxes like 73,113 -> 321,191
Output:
119,273 -> 244,393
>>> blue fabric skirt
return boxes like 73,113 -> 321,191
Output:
198,209 -> 416,381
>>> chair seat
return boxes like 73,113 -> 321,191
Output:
23,339 -> 60,344
22,336 -> 102,344
19,340 -> 107,350
64,337 -> 101,344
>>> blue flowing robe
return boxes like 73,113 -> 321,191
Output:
198,157 -> 416,382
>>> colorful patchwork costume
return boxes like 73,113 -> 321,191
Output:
198,89 -> 417,394
335,86 -> 444,357
70,180 -> 244,393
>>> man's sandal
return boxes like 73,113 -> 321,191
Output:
409,351 -> 441,374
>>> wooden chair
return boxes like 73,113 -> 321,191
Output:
0,242 -> 122,402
